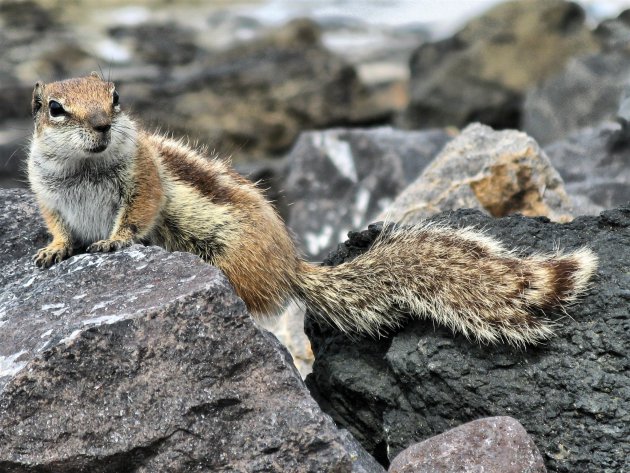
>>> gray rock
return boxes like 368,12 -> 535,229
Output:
108,22 -> 200,68
379,123 -> 574,225
284,127 -> 452,260
306,206 -> 630,472
593,9 -> 630,51
400,0 -> 596,130
522,51 -> 630,145
522,10 -> 630,146
388,417 -> 546,473
544,121 -> 630,215
0,188 -> 385,473
0,120 -> 30,188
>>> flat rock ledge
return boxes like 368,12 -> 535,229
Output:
0,188 -> 384,473
306,205 -> 630,473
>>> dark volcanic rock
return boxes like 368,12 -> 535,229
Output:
544,121 -> 630,214
0,189 -> 384,473
284,127 -> 452,260
400,0 -> 596,130
306,207 -> 630,472
388,417 -> 546,473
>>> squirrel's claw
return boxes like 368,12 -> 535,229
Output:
86,239 -> 132,254
34,245 -> 73,268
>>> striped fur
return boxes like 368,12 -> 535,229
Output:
28,76 -> 598,345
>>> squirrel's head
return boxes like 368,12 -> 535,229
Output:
31,73 -> 135,159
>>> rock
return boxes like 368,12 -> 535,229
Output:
284,127 -> 452,261
0,119 -> 30,188
522,50 -> 630,145
257,301 -> 314,378
388,417 -> 546,473
543,121 -> 630,215
127,19 -> 374,164
593,9 -> 630,51
0,188 -> 385,473
380,123 -> 574,225
305,206 -> 630,472
522,9 -> 630,145
108,22 -> 200,68
400,0 -> 597,130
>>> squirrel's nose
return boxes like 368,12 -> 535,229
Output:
88,111 -> 111,133
93,123 -> 111,133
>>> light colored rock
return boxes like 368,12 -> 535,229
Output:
380,123 -> 574,224
388,417 -> 546,473
257,301 -> 314,379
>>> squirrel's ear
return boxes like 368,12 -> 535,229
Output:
89,71 -> 102,80
32,81 -> 44,118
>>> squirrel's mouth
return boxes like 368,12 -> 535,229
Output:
87,143 -> 108,153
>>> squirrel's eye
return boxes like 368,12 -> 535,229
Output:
113,90 -> 119,106
48,100 -> 65,117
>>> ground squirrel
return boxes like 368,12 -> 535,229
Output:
28,74 -> 598,345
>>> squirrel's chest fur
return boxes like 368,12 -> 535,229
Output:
30,158 -> 128,244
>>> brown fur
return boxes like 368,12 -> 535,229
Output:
28,75 -> 599,345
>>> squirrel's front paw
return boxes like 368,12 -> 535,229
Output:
86,239 -> 132,253
34,244 -> 73,268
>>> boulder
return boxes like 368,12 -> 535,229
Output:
400,0 -> 597,130
388,417 -> 546,473
543,121 -> 630,215
284,127 -> 452,261
306,206 -> 630,472
522,10 -> 630,145
379,123 -> 574,225
522,50 -> 630,145
0,188 -> 385,473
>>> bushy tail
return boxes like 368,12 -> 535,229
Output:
293,224 -> 598,345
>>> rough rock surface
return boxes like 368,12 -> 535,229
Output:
544,121 -> 630,215
380,123 -> 574,225
306,206 -> 630,472
400,0 -> 596,130
388,417 -> 546,473
284,127 -> 452,261
0,189 -> 385,473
